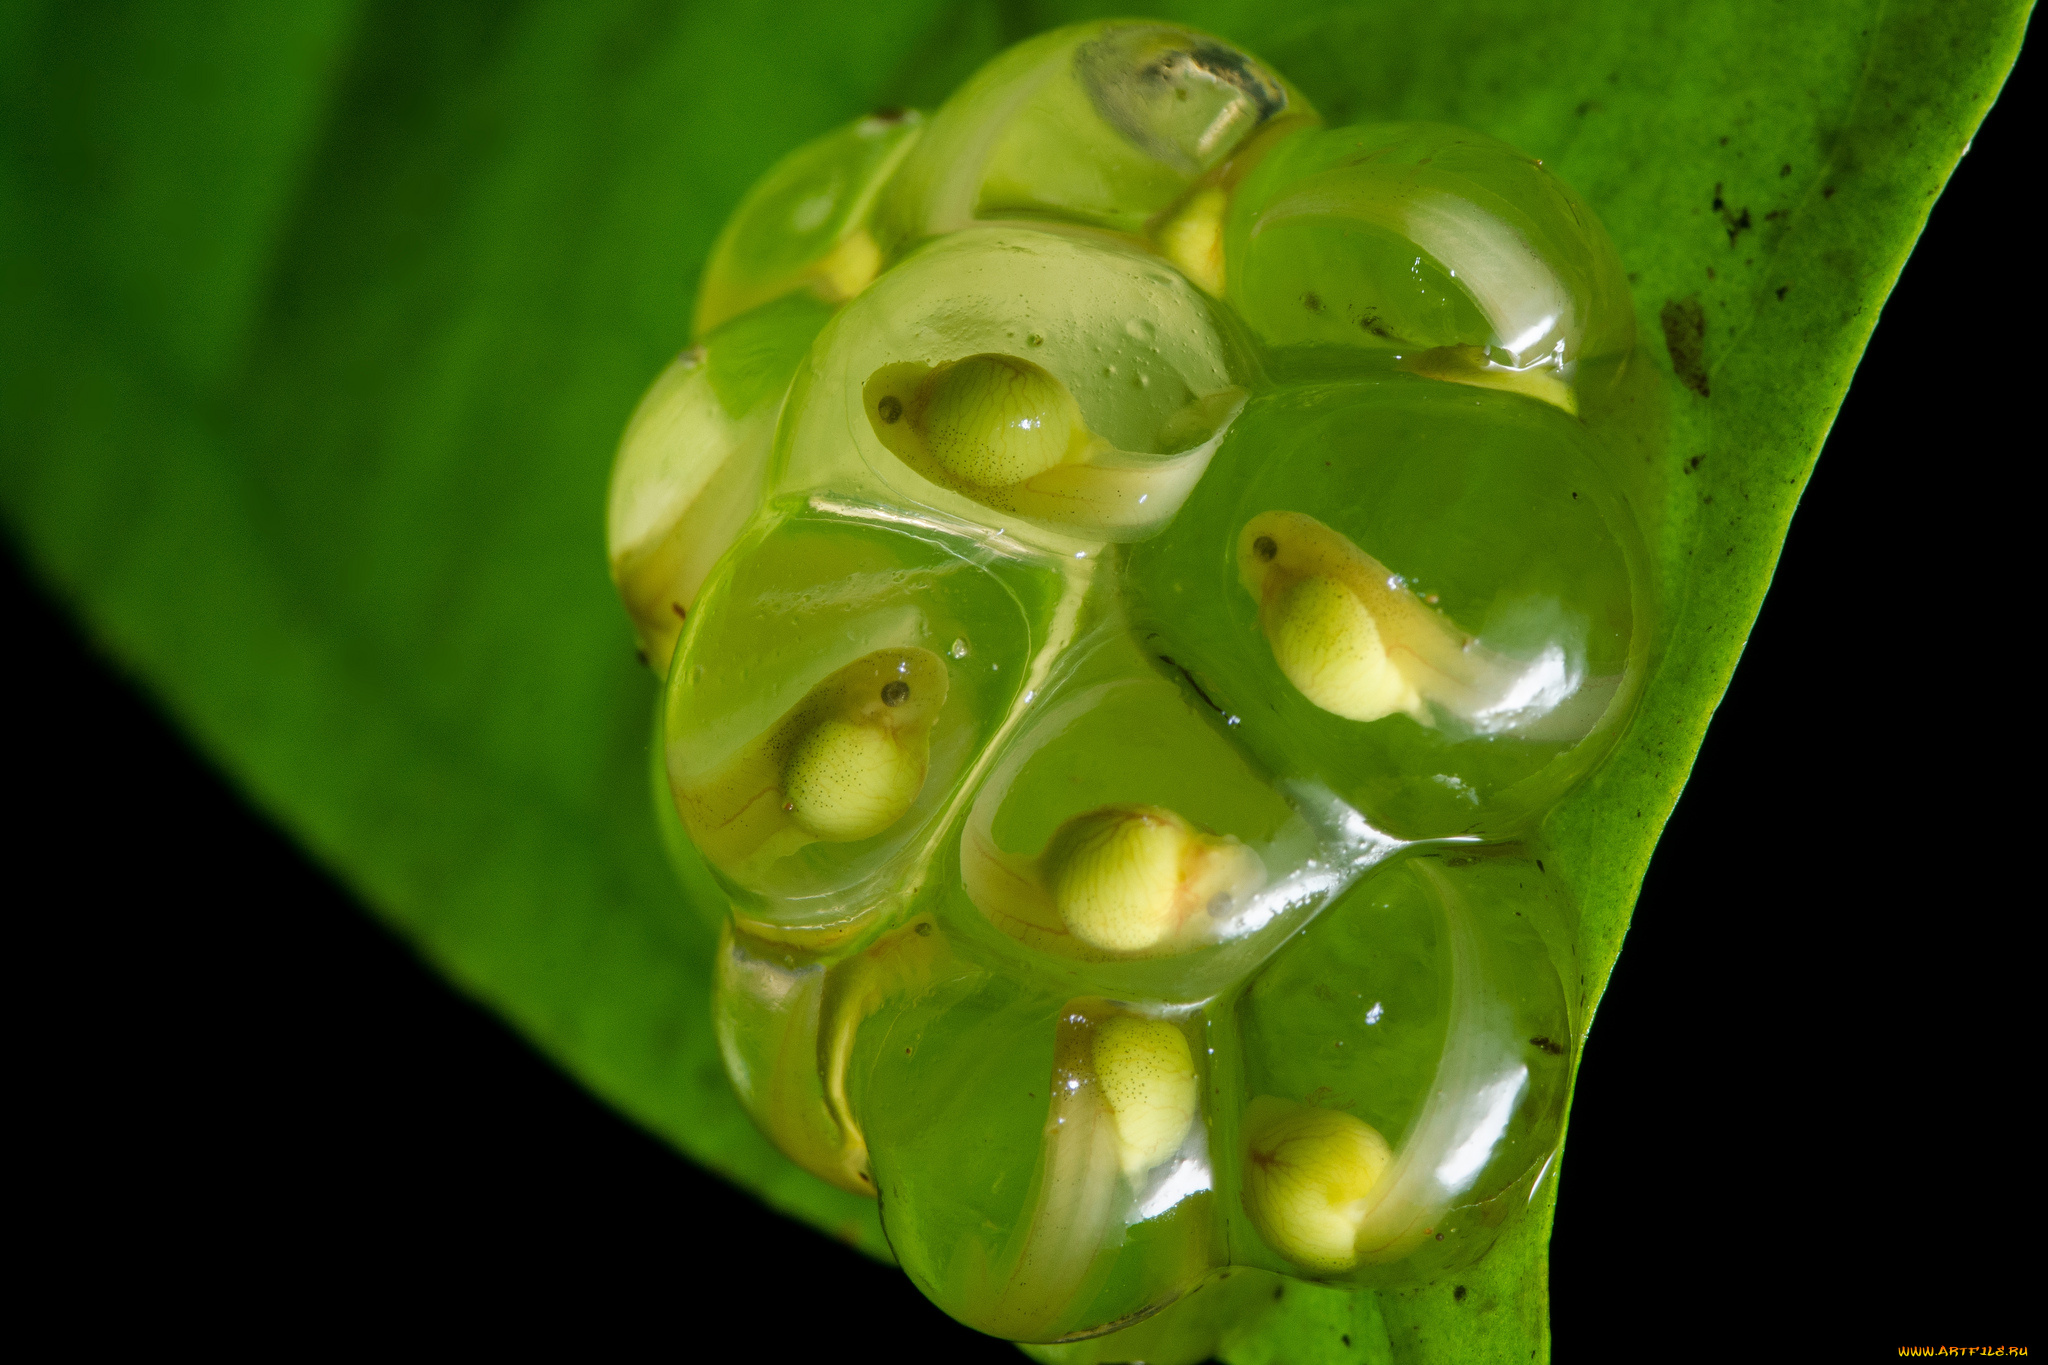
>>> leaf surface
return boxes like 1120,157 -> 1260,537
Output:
0,1 -> 2026,1358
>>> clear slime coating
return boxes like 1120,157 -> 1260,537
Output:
604,17 -> 1644,1351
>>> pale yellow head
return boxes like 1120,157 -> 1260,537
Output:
1238,511 -> 1432,724
1040,804 -> 1263,954
1240,1095 -> 1392,1274
1090,1015 -> 1198,1180
778,647 -> 950,843
865,353 -> 1091,492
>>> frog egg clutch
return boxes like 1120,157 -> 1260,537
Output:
604,19 -> 1646,1347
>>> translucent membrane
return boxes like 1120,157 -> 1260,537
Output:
1124,376 -> 1645,839
606,294 -> 832,670
694,110 -> 924,337
949,629 -> 1396,1002
1231,852 -> 1574,1280
854,975 -> 1219,1342
1223,123 -> 1635,411
665,498 -> 1058,933
876,21 -> 1307,248
777,225 -> 1254,544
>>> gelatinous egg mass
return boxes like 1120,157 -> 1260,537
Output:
602,15 -> 1646,1351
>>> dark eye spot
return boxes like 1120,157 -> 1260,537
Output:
1253,535 -> 1278,562
881,680 -> 910,706
877,395 -> 903,424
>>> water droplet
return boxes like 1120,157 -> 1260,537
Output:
949,638 -> 969,659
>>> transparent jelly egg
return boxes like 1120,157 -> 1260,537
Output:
694,109 -> 924,337
942,624 -> 1396,1004
875,20 -> 1310,250
851,967 -> 1220,1341
1124,376 -> 1646,840
607,293 -> 834,671
664,497 -> 1057,935
1228,850 -> 1574,1283
775,225 -> 1254,544
1222,124 -> 1635,412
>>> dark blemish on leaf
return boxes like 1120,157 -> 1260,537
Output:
1159,655 -> 1225,716
671,602 -> 687,620
1660,297 -> 1710,397
1254,535 -> 1277,562
882,680 -> 910,706
1302,291 -> 1324,312
1575,100 -> 1598,116
1706,267 -> 1715,280
1455,1285 -> 1468,1301
1530,1036 -> 1564,1056
877,395 -> 902,423
1717,135 -> 1728,146
1536,859 -> 1545,872
1687,454 -> 1704,472
1776,285 -> 1790,300
1342,1336 -> 1351,1347
915,921 -> 932,936
635,648 -> 647,666
1725,207 -> 1752,245
1765,209 -> 1785,221
1274,1286 -> 1284,1300
1711,183 -> 1724,210
1781,163 -> 1792,176
871,107 -> 908,122
1627,270 -> 1639,284
1435,1232 -> 1445,1241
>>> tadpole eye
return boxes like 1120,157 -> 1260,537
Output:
1254,535 -> 1278,562
882,680 -> 911,706
878,395 -> 903,424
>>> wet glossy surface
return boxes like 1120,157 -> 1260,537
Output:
604,17 -> 1648,1345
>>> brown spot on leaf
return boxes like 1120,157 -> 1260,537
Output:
1660,297 -> 1710,397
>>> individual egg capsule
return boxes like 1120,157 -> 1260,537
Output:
693,110 -> 924,337
711,921 -> 851,1191
1122,379 -> 1643,841
875,20 -> 1309,249
1230,853 -> 1576,1280
607,294 -> 833,671
863,351 -> 1245,540
1222,124 -> 1635,412
1239,1096 -> 1393,1274
776,227 -> 1254,540
714,912 -> 951,1198
964,803 -> 1265,958
1237,510 -> 1550,730
672,646 -> 948,875
964,1001 -> 1209,1340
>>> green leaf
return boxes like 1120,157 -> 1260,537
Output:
0,1 -> 2025,1359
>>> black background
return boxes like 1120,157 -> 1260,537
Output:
10,44 -> 2032,1359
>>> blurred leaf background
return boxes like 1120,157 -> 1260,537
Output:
1,1 -> 2029,1358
